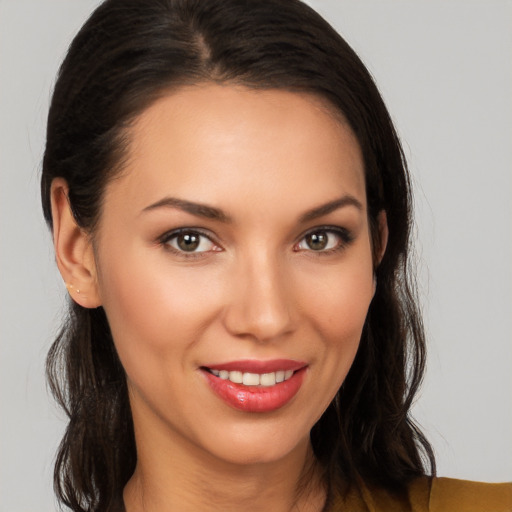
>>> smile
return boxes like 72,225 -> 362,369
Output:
201,359 -> 307,413
207,369 -> 294,386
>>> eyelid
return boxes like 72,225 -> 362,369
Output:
158,227 -> 222,255
157,225 -> 353,257
294,225 -> 354,252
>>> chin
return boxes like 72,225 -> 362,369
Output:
196,421 -> 312,468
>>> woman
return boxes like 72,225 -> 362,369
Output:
41,0 -> 511,510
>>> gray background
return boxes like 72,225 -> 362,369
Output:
1,0 -> 511,510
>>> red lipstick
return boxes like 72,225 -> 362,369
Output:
204,359 -> 305,373
201,359 -> 307,413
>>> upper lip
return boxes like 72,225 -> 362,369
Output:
202,359 -> 307,373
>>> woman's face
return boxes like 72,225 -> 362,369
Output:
92,84 -> 377,466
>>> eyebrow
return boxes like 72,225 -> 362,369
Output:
142,196 -> 232,222
141,194 -> 363,223
299,195 -> 363,223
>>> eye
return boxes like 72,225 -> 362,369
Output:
295,228 -> 352,252
161,229 -> 219,254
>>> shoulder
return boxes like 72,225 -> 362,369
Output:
414,477 -> 512,512
328,476 -> 512,512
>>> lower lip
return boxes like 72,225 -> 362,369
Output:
202,368 -> 306,413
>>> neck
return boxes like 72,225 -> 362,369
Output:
123,424 -> 326,512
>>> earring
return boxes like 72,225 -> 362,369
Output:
66,283 -> 80,294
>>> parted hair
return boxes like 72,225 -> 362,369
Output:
41,0 -> 435,510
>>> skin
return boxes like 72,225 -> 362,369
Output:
51,84 -> 387,512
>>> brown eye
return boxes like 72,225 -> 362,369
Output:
296,228 -> 351,253
177,233 -> 200,251
164,230 -> 217,254
305,231 -> 329,251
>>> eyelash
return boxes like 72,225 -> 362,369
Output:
294,226 -> 354,255
159,228 -> 221,259
158,226 -> 354,258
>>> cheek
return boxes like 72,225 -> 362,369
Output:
303,260 -> 374,340
300,254 -> 374,389
322,284 -> 371,375
96,246 -> 223,368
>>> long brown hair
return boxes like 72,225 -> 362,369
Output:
41,0 -> 435,510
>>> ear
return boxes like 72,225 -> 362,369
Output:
50,178 -> 102,308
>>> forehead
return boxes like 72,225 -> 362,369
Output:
106,84 -> 366,216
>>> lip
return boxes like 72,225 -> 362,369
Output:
201,361 -> 307,413
203,359 -> 307,373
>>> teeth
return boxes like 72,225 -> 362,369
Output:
242,372 -> 260,386
260,373 -> 276,387
209,368 -> 296,386
230,371 -> 243,384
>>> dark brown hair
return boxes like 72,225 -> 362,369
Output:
41,0 -> 435,510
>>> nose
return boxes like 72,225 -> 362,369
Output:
222,251 -> 296,343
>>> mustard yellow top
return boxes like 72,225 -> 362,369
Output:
330,477 -> 512,511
